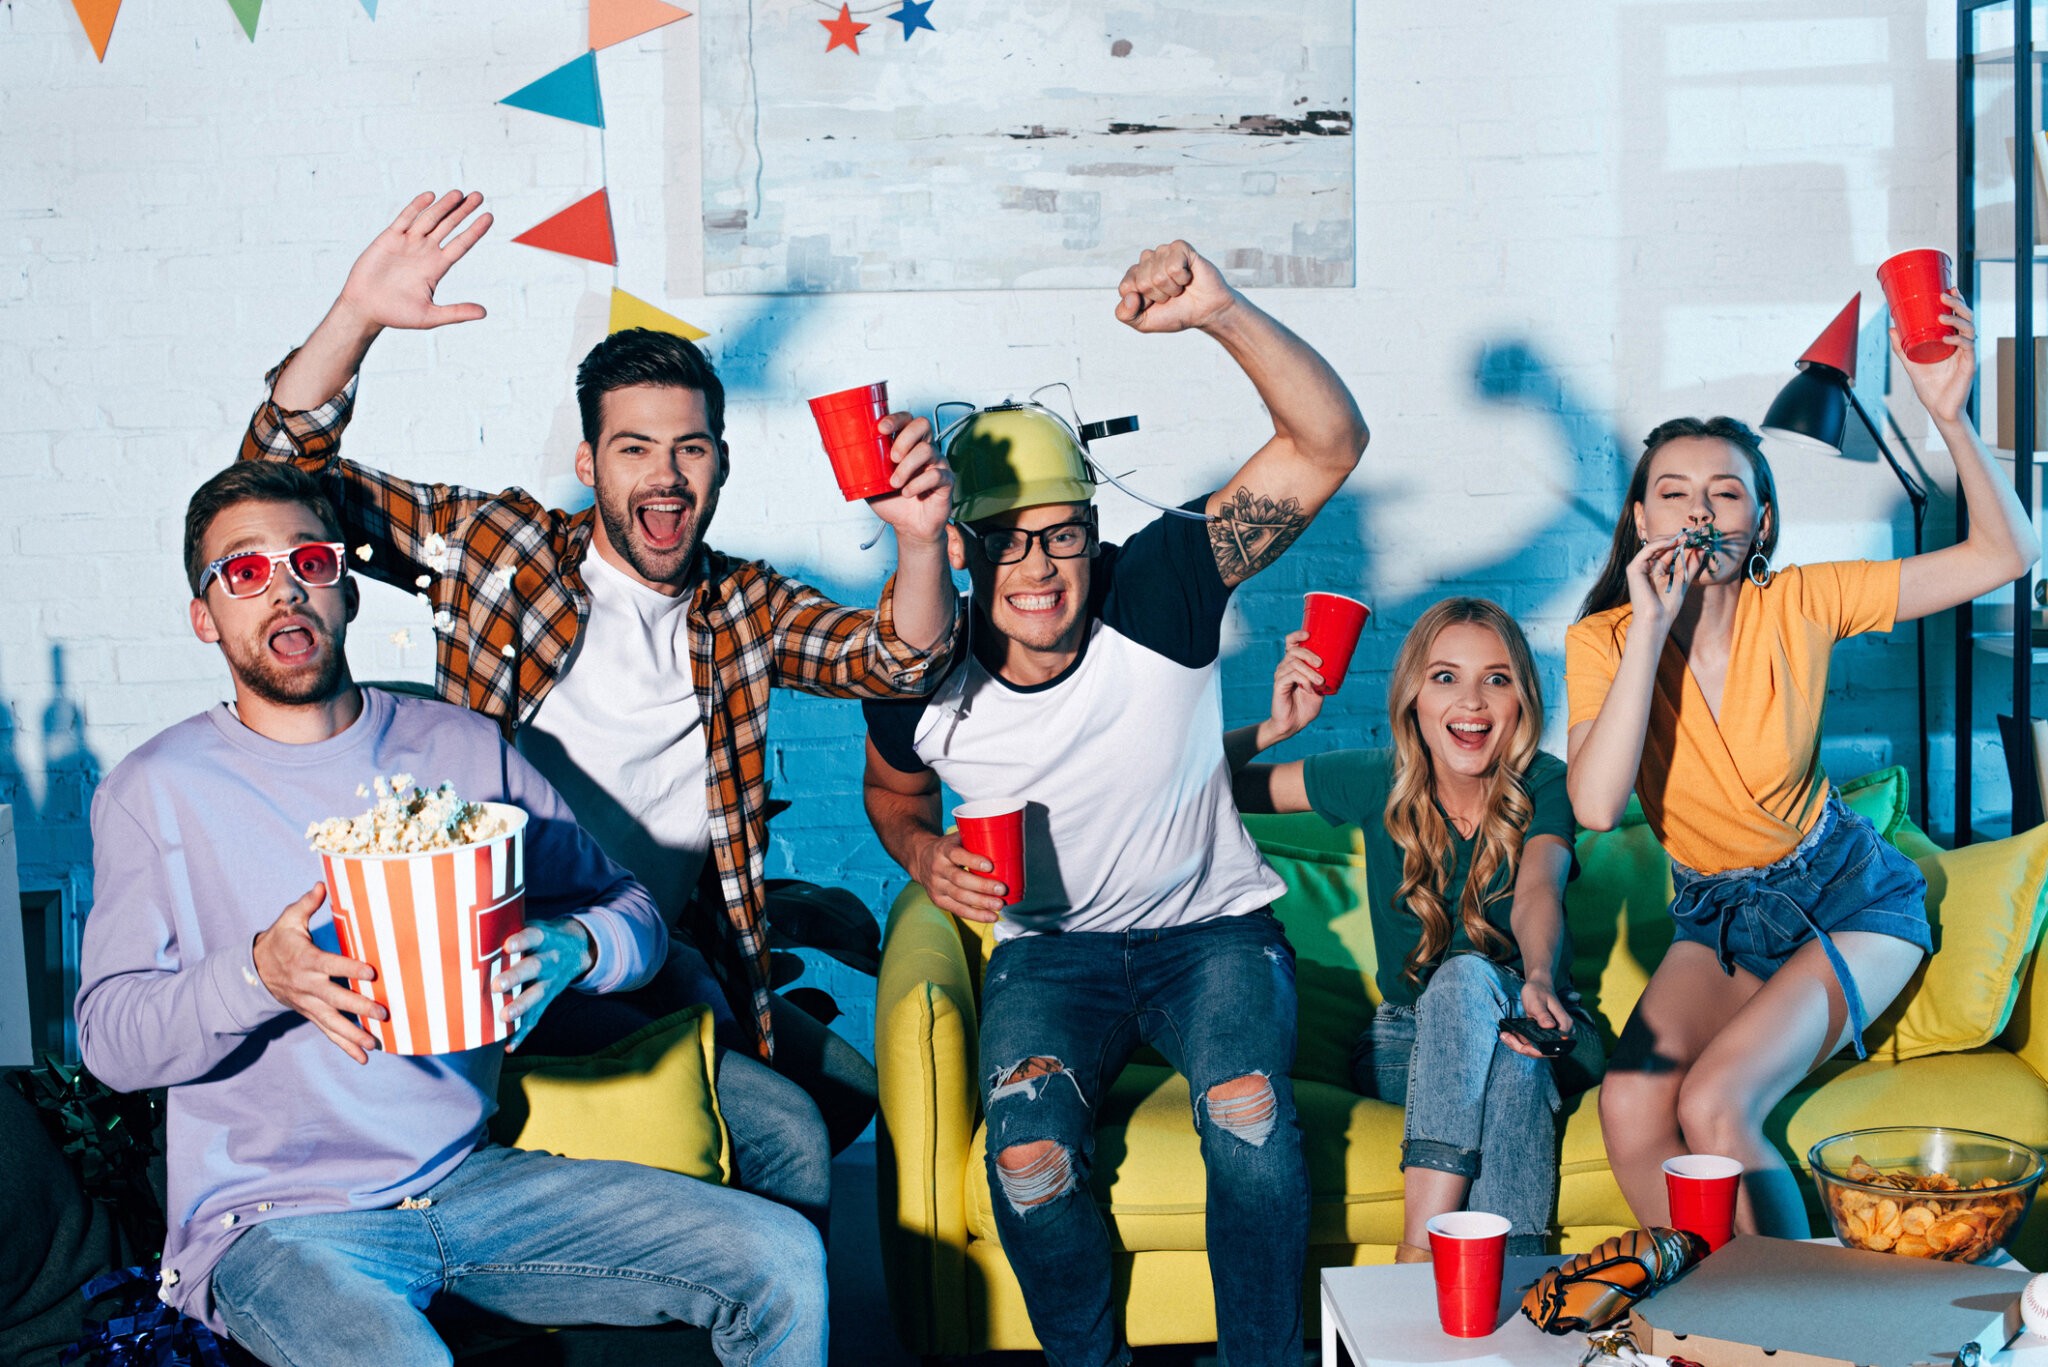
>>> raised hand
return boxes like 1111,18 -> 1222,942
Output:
1263,630 -> 1327,746
1114,240 -> 1238,335
334,190 -> 494,334
1892,290 -> 1976,426
252,883 -> 386,1064
867,412 -> 954,546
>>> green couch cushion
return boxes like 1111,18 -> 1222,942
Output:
1242,812 -> 1376,1090
1839,765 -> 1910,842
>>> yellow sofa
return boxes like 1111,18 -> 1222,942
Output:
872,769 -> 2048,1355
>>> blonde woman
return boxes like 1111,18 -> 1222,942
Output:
1565,294 -> 2038,1238
1229,597 -> 1600,1260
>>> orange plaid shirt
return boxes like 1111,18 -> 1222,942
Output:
240,359 -> 958,1057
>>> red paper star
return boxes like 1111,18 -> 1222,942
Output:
821,2 -> 868,53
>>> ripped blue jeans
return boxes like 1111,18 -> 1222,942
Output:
976,910 -> 1309,1367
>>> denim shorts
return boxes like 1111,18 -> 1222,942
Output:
1668,794 -> 1930,1059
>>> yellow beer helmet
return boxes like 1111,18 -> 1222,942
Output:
938,384 -> 1168,526
943,402 -> 1099,526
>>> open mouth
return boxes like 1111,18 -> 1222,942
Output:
267,621 -> 319,664
1446,719 -> 1493,753
634,497 -> 692,552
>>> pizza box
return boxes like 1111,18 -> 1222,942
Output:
1633,1235 -> 2027,1367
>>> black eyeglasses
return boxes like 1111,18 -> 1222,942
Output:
967,517 -> 1100,565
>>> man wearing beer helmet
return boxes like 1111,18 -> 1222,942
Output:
862,240 -> 1368,1367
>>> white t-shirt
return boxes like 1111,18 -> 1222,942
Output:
865,501 -> 1284,941
518,549 -> 712,926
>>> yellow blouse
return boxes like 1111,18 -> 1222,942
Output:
1564,559 -> 1902,874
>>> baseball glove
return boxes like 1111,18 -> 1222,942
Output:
1519,1227 -> 1708,1334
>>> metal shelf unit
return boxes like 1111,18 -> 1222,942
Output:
1962,0 -> 2044,838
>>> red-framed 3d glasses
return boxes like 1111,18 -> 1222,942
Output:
198,542 -> 348,599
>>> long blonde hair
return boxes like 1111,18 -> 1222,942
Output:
1383,598 -> 1546,986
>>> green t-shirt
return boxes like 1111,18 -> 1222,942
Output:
1301,747 -> 1576,1009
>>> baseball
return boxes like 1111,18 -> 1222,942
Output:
2024,1272 -> 2048,1339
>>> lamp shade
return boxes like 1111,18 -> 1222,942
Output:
1762,295 -> 1862,454
1798,293 -> 1861,382
1761,366 -> 1848,453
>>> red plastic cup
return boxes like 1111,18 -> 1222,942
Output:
1664,1154 -> 1743,1252
1876,249 -> 1957,364
1425,1211 -> 1510,1338
1300,592 -> 1371,696
954,798 -> 1025,907
808,381 -> 897,501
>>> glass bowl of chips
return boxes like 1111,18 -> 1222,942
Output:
1809,1127 -> 2042,1262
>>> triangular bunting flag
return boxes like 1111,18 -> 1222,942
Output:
359,0 -> 378,17
609,289 -> 709,341
225,0 -> 261,40
500,52 -> 605,129
513,190 -> 616,266
71,0 -> 120,61
591,0 -> 690,51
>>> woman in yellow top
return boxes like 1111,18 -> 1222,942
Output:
1564,294 -> 2038,1238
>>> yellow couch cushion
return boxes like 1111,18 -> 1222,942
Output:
1771,1046 -> 2048,1161
964,1064 -> 1408,1250
492,1006 -> 730,1182
955,1051 -> 2048,1256
1862,824 -> 2048,1060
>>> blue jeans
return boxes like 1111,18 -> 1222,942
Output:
1669,794 -> 1930,1060
1349,954 -> 1566,1255
977,911 -> 1309,1367
210,1144 -> 825,1367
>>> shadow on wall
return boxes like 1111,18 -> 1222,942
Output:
1222,338 -> 1623,757
4,643 -> 104,1060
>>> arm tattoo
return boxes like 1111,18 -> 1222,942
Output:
1208,486 -> 1309,585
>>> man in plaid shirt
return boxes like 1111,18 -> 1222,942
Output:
240,190 -> 959,1232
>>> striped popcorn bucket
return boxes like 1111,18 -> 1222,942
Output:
315,803 -> 527,1055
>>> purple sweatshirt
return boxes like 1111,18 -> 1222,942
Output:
75,688 -> 665,1331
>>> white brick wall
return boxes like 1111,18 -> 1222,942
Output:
0,1 -> 1982,1059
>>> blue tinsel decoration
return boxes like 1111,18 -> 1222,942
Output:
59,1266 -> 227,1367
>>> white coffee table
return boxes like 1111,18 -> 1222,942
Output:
1319,1244 -> 2039,1366
1318,1256 -> 1576,1367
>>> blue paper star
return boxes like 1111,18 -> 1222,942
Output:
889,0 -> 935,40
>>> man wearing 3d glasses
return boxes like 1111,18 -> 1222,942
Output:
861,240 -> 1368,1367
76,461 -> 824,1366
234,190 -> 960,1234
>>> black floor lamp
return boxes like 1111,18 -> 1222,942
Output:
1761,294 -> 1932,827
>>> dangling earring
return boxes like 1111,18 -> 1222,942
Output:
1747,550 -> 1772,587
